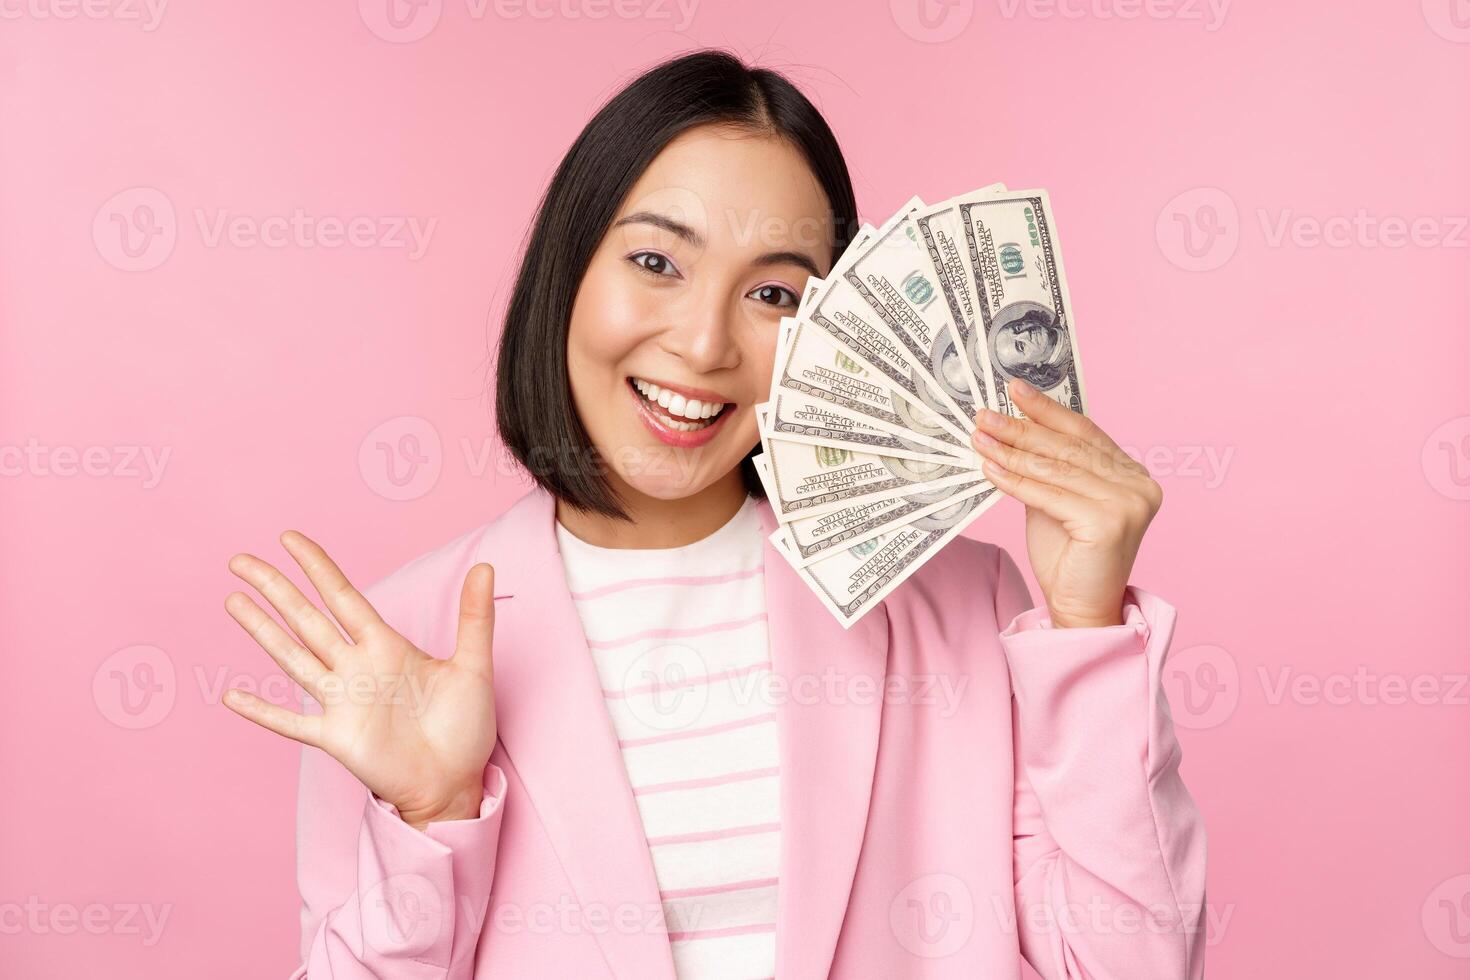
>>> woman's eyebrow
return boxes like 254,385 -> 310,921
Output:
612,211 -> 704,247
612,211 -> 822,278
751,250 -> 821,278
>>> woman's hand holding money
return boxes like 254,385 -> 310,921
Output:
971,378 -> 1163,629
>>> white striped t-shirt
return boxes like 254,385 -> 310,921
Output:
554,494 -> 779,980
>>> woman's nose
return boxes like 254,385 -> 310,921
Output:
660,294 -> 741,374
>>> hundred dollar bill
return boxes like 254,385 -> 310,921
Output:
770,486 -> 1002,628
952,188 -> 1087,418
770,315 -> 973,457
754,451 -> 991,567
760,433 -> 980,521
913,191 -> 1007,414
757,182 -> 1091,627
800,204 -> 977,443
758,397 -> 977,466
838,194 -> 1009,429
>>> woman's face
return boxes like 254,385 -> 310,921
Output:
565,123 -> 836,504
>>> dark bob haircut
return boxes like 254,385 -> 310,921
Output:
494,48 -> 859,520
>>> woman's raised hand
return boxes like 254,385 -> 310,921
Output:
222,532 -> 499,830
971,378 -> 1164,630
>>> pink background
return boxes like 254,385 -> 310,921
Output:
2,1 -> 1468,976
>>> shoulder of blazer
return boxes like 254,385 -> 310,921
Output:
358,487 -> 546,655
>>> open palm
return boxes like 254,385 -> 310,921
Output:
222,532 -> 498,828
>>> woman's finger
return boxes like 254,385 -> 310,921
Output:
222,688 -> 324,747
982,457 -> 1098,524
998,377 -> 1093,437
973,407 -> 1120,478
228,552 -> 349,665
451,563 -> 497,681
225,591 -> 331,701
972,431 -> 1117,501
1007,378 -> 1141,467
280,531 -> 386,643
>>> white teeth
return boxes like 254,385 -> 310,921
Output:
631,377 -> 728,428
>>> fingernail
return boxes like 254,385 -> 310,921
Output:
1009,377 -> 1033,396
972,428 -> 999,449
974,407 -> 1002,426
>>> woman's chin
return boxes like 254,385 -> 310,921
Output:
596,420 -> 753,502
613,470 -> 718,503
604,445 -> 735,502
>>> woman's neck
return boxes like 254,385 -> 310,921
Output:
554,469 -> 750,550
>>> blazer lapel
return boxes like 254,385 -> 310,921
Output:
476,488 -> 677,980
757,500 -> 891,980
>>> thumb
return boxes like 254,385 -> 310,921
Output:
452,562 -> 496,679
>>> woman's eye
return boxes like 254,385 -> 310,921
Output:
749,283 -> 798,308
629,251 -> 678,278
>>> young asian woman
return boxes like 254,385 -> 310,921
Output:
222,49 -> 1207,980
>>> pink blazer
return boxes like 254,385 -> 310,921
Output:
290,486 -> 1207,979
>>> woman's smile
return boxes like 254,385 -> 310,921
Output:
625,374 -> 737,448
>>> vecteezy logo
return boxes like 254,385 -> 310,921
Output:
359,0 -> 442,43
1423,874 -> 1470,957
1422,415 -> 1470,501
93,187 -> 178,272
1423,0 -> 1470,42
1161,643 -> 1239,730
363,873 -> 444,956
358,416 -> 443,501
890,0 -> 974,42
93,645 -> 177,729
889,873 -> 974,958
1156,187 -> 1239,272
620,643 -> 712,733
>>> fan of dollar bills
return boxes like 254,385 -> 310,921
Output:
752,185 -> 1087,628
